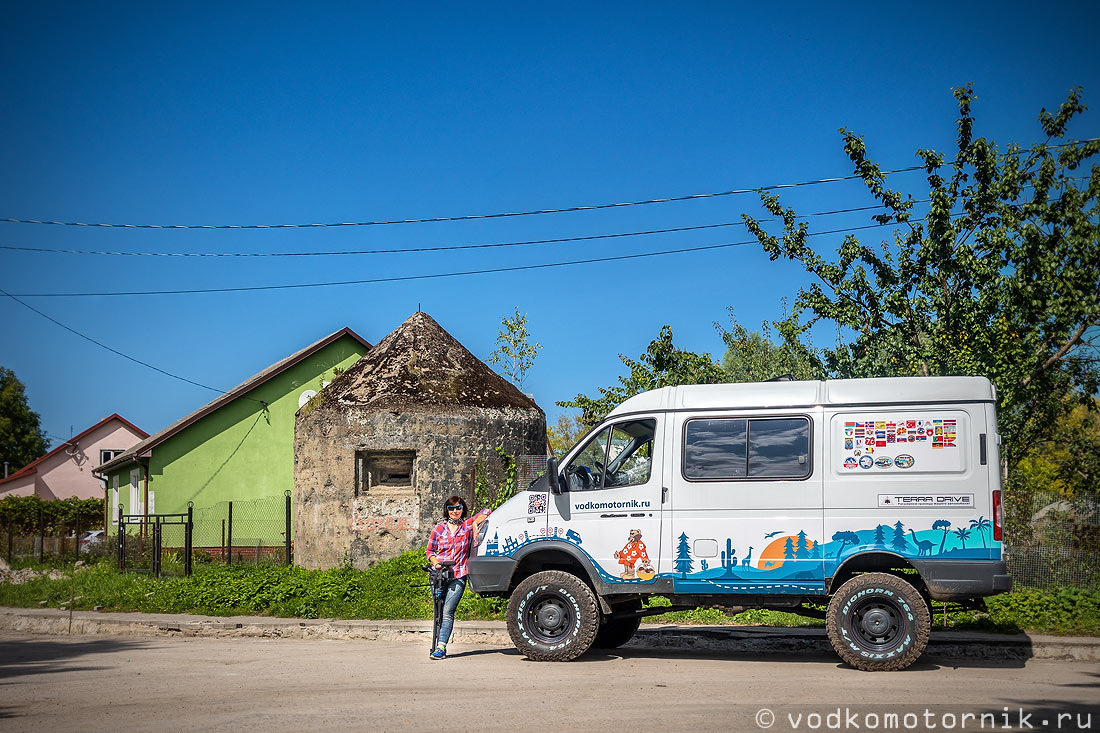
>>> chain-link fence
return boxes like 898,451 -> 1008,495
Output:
516,454 -> 550,490
1004,491 -> 1100,589
113,492 -> 293,574
190,492 -> 292,566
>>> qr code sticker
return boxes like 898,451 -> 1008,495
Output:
528,493 -> 547,514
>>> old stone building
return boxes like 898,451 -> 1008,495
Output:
293,311 -> 546,569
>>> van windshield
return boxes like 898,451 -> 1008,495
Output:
564,419 -> 655,490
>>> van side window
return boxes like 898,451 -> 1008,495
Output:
684,417 -> 811,480
563,419 -> 656,491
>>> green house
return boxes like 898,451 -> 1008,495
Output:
96,328 -> 371,546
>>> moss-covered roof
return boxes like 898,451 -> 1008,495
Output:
329,312 -> 541,411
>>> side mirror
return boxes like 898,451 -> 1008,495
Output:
546,457 -> 563,495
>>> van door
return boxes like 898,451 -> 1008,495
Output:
669,410 -> 825,594
548,416 -> 664,587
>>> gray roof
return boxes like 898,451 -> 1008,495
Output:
96,327 -> 371,474
326,311 -> 541,412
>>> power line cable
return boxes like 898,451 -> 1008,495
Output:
0,203 -> 897,258
6,175 -> 1083,259
5,219 -> 931,298
2,138 -> 1092,231
0,285 -> 263,400
0,169 -> 926,229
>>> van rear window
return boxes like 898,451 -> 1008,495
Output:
684,417 -> 810,480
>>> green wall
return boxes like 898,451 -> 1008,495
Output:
106,335 -> 367,546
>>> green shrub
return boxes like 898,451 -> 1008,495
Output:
1,555 -> 1096,636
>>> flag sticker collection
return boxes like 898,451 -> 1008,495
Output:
841,417 -> 959,469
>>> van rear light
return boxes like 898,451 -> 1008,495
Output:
992,490 -> 1003,542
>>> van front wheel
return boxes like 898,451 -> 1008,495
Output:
507,570 -> 599,661
826,573 -> 930,671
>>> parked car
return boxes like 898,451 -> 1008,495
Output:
78,529 -> 106,549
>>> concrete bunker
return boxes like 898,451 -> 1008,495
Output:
293,311 -> 546,569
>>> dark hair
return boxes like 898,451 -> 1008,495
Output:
443,495 -> 468,520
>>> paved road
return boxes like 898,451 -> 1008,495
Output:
1,632 -> 1096,732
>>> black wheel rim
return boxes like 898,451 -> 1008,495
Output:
847,595 -> 905,651
524,590 -> 575,644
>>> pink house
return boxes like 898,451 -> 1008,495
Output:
0,414 -> 148,500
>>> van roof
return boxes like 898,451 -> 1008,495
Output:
607,376 -> 995,417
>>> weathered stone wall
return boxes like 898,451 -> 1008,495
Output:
294,402 -> 545,569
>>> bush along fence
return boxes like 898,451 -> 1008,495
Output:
0,495 -> 105,565
114,491 -> 293,576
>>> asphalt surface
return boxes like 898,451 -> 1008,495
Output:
3,606 -> 1100,663
1,631 -> 1097,732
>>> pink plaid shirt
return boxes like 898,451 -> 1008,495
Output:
426,509 -> 490,579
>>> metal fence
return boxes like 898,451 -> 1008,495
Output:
113,491 -> 293,574
1004,492 -> 1100,589
4,515 -> 103,566
516,454 -> 550,490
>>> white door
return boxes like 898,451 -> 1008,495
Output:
669,410 -> 825,595
548,416 -> 664,586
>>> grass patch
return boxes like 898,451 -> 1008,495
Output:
1,554 -> 1096,636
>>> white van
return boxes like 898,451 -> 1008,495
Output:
469,376 -> 1011,671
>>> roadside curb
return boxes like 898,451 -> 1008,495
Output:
2,607 -> 1097,662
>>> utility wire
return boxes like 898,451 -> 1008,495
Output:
6,219 -> 928,298
0,169 -> 927,230
2,138 -> 1093,231
0,202 -> 897,258
5,174 -> 1083,259
0,285 -> 259,399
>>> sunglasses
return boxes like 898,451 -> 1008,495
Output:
446,505 -> 464,511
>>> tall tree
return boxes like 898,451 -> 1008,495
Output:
558,325 -> 726,427
488,307 -> 543,391
741,86 -> 1100,470
547,412 -> 588,457
716,307 -> 824,382
0,367 -> 49,474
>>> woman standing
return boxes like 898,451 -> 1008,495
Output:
426,495 -> 490,659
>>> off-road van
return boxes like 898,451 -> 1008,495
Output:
468,376 -> 1011,671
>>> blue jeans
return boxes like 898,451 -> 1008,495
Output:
438,577 -> 467,646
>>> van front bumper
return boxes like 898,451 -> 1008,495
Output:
914,559 -> 1012,601
468,556 -> 516,594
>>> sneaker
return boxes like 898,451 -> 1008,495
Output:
429,644 -> 446,660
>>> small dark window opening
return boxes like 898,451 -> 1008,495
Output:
356,450 -> 416,496
99,449 -> 123,466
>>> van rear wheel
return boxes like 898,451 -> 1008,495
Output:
826,572 -> 930,671
507,570 -> 599,661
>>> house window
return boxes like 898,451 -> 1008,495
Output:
355,451 -> 416,496
100,449 -> 124,466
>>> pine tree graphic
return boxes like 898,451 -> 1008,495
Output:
891,521 -> 909,552
873,524 -> 887,547
795,530 -> 811,560
783,536 -> 796,560
674,532 -> 693,576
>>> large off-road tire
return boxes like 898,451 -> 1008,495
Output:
826,572 -> 931,671
506,570 -> 599,661
592,599 -> 642,649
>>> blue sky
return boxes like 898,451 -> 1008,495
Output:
2,2 -> 1098,447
